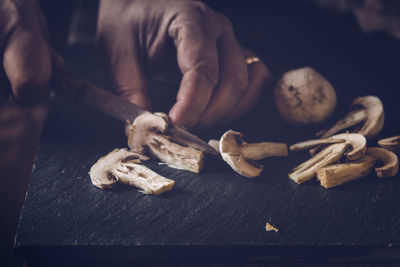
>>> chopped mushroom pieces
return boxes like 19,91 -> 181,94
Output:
89,148 -> 175,195
219,130 -> 288,178
316,147 -> 399,188
289,142 -> 348,184
378,136 -> 400,154
128,113 -> 204,173
317,95 -> 384,140
289,133 -> 367,184
265,222 -> 279,232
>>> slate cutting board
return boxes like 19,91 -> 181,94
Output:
14,1 -> 400,264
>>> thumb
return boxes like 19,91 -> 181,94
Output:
98,36 -> 151,111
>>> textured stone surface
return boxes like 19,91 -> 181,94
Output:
15,1 -> 400,264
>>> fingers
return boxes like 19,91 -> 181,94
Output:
225,49 -> 273,121
97,13 -> 151,111
168,4 -> 220,128
194,17 -> 248,131
1,1 -> 51,106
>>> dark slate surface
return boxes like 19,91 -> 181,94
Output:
15,0 -> 400,264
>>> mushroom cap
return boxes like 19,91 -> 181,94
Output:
219,130 -> 263,178
378,136 -> 400,154
274,67 -> 337,125
366,147 -> 399,178
128,113 -> 168,154
331,133 -> 366,161
351,95 -> 384,139
89,148 -> 142,189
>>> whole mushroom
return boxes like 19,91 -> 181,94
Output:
274,67 -> 337,125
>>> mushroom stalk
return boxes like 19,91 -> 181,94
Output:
240,142 -> 288,160
289,143 -> 348,184
317,156 -> 375,189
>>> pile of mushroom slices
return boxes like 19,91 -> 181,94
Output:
289,95 -> 399,188
90,112 -> 205,195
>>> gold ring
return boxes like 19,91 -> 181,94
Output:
245,56 -> 261,65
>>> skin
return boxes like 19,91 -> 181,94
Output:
97,0 -> 272,131
0,0 -> 51,166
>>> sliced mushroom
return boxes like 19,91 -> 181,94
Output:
219,130 -> 288,178
290,137 -> 345,152
317,95 -> 384,140
291,133 -> 366,161
378,136 -> 400,154
316,147 -> 399,188
316,156 -> 376,189
208,139 -> 220,153
367,147 -> 399,178
89,148 -> 175,195
289,142 -> 348,184
128,113 -> 204,173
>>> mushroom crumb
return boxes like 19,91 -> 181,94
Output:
89,148 -> 174,195
265,222 -> 279,232
128,113 -> 204,173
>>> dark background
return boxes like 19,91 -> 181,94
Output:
2,0 -> 400,266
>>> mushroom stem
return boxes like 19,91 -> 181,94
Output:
317,109 -> 366,138
290,138 -> 345,152
241,142 -> 288,160
316,156 -> 376,189
289,143 -> 348,184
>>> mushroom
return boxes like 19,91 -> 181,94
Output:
128,113 -> 204,173
288,133 -> 367,184
316,147 -> 399,188
208,139 -> 220,153
274,67 -> 337,125
289,142 -> 348,184
291,133 -> 367,161
367,147 -> 399,178
219,130 -> 288,178
378,136 -> 400,154
317,95 -> 384,140
89,148 -> 175,195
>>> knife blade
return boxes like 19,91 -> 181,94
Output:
51,67 -> 218,156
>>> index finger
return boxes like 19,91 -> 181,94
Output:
168,5 -> 221,129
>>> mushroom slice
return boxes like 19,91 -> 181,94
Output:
317,95 -> 384,140
367,147 -> 399,178
292,133 -> 366,161
316,147 -> 399,188
208,139 -> 220,153
333,133 -> 367,161
89,148 -> 174,195
289,142 -> 348,184
316,156 -> 376,189
378,136 -> 400,154
290,138 -> 345,152
219,130 -> 288,178
128,113 -> 204,173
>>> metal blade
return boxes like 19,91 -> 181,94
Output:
52,68 -> 218,155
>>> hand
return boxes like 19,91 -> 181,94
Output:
0,0 -> 51,166
97,0 -> 272,131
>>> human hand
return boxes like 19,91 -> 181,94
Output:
0,0 -> 51,165
97,0 -> 272,131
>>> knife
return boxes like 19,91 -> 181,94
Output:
51,67 -> 218,156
